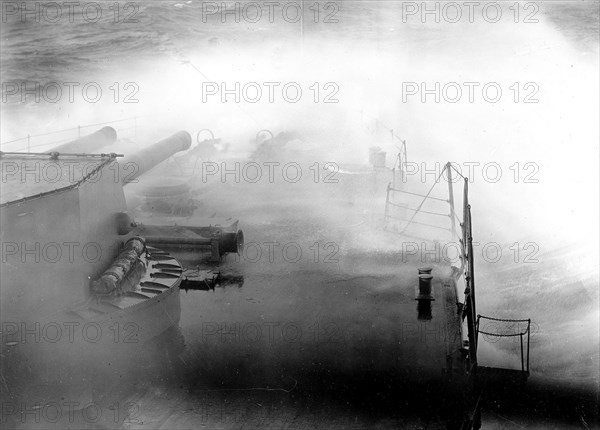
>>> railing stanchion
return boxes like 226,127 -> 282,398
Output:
467,204 -> 476,337
384,183 -> 391,224
466,288 -> 477,370
462,178 -> 469,263
527,319 -> 531,373
447,163 -> 457,240
520,333 -> 525,374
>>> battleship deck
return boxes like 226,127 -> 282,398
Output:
82,252 -> 468,429
103,162 -> 471,428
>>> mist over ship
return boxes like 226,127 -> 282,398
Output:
1,1 -> 598,428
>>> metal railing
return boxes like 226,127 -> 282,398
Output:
359,109 -> 407,177
392,139 -> 408,184
476,315 -> 531,377
384,161 -> 460,240
383,157 -> 535,378
384,160 -> 479,369
0,117 -> 138,152
461,175 -> 478,372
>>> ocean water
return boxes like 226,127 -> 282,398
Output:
1,1 -> 599,428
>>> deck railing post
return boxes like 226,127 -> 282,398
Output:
527,319 -> 531,372
520,333 -> 525,374
384,183 -> 391,223
446,163 -> 457,240
467,204 -> 477,354
461,177 -> 478,368
466,294 -> 477,370
462,178 -> 469,263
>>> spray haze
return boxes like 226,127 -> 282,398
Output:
1,1 -> 599,427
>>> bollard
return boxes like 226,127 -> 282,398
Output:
418,266 -> 433,275
418,274 -> 434,298
415,271 -> 434,320
417,300 -> 433,320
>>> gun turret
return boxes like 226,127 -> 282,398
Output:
50,126 -> 117,153
120,131 -> 191,184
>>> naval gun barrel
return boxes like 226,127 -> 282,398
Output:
50,126 -> 117,153
145,231 -> 244,254
121,131 -> 192,184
